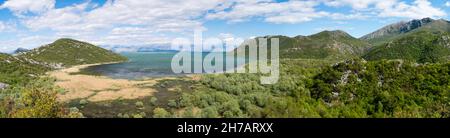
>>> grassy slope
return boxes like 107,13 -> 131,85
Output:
19,38 -> 128,67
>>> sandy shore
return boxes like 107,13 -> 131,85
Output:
48,62 -> 176,102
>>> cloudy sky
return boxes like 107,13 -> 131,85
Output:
0,0 -> 449,52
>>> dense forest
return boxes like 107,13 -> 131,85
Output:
152,59 -> 449,118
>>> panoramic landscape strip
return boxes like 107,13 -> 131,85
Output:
0,0 -> 449,120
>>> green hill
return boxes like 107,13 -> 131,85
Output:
236,30 -> 371,60
18,38 -> 127,67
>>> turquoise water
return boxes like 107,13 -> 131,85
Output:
81,52 -> 246,80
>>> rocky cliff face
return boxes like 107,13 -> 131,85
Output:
361,18 -> 434,41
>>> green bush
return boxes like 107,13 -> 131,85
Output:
135,101 -> 144,108
6,78 -> 65,118
153,108 -> 170,118
79,99 -> 88,106
149,97 -> 158,106
167,100 -> 177,108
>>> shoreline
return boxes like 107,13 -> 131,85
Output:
48,62 -> 179,103
49,61 -> 124,75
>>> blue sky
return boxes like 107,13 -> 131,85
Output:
0,0 -> 449,52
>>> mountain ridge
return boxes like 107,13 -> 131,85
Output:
235,30 -> 371,59
18,38 -> 128,68
360,18 -> 450,46
362,18 -> 450,63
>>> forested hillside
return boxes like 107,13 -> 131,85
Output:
161,59 -> 449,118
0,53 -> 50,85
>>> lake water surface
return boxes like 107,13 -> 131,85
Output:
80,52 -> 247,80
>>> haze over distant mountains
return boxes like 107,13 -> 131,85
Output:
101,44 -> 178,53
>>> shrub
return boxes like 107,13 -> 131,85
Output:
64,107 -> 84,118
201,107 -> 219,118
79,99 -> 88,106
135,101 -> 144,108
153,108 -> 170,118
167,100 -> 177,108
149,97 -> 158,106
8,78 -> 64,118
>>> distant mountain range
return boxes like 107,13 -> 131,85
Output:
101,44 -> 178,53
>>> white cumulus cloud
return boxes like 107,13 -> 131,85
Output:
0,0 -> 55,14
206,0 -> 327,24
377,0 -> 446,19
323,0 -> 446,19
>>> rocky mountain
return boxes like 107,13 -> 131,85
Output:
361,18 -> 450,46
235,30 -> 371,60
363,18 -> 450,63
18,38 -> 128,67
13,48 -> 30,54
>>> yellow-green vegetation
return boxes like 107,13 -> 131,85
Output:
153,108 -> 171,118
0,78 -> 83,118
19,38 -> 127,67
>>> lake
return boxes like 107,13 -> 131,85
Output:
80,52 -> 247,80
